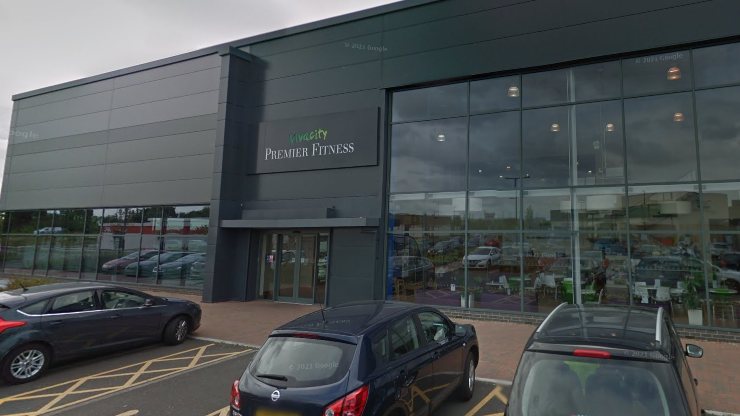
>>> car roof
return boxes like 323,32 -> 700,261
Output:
0,282 -> 132,305
276,301 -> 427,337
532,304 -> 670,353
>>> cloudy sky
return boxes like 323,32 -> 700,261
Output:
0,0 -> 399,188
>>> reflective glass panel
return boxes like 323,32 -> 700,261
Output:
33,236 -> 50,275
693,42 -> 740,88
469,112 -> 521,191
392,83 -> 468,122
470,75 -> 520,113
163,206 -> 210,235
702,183 -> 740,232
522,189 -> 572,231
98,234 -> 141,283
572,101 -> 625,185
9,211 -> 38,234
466,234 -> 526,312
468,190 -> 520,231
38,210 -> 54,230
628,184 -> 701,231
623,50 -> 691,96
575,233 -> 630,306
696,86 -> 740,181
81,236 -> 100,280
522,61 -> 620,107
52,210 -> 85,234
522,106 -> 570,187
48,236 -> 82,278
260,233 -> 277,300
389,192 -> 466,233
390,118 -> 468,193
524,233 -> 572,313
624,93 -> 698,183
4,236 -> 35,274
84,209 -> 103,235
573,187 -> 627,232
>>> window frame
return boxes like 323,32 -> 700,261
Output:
389,313 -> 424,360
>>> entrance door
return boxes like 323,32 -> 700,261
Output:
257,232 -> 317,304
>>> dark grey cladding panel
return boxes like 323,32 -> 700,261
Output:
242,195 -> 381,219
112,67 -> 221,109
3,187 -> 105,210
16,79 -> 114,110
249,89 -> 381,124
253,61 -> 381,106
104,154 -> 214,185
382,0 -> 529,30
15,90 -> 113,127
244,165 -> 381,201
6,165 -> 106,191
247,16 -> 382,57
10,145 -> 107,174
252,33 -> 382,81
382,0 -> 560,59
101,177 -> 211,207
10,111 -> 111,144
382,0 -> 740,88
560,0 -> 740,56
109,90 -> 219,129
328,228 -> 377,306
113,54 -> 222,89
12,131 -> 109,156
106,129 -> 216,164
560,0 -> 708,27
108,114 -> 217,143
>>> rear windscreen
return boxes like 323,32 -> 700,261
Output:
507,352 -> 688,416
249,336 -> 355,388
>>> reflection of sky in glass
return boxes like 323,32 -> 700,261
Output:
623,51 -> 691,96
470,75 -> 520,113
392,83 -> 467,122
694,43 -> 740,88
469,112 -> 520,190
696,86 -> 740,181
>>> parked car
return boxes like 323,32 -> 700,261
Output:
506,304 -> 703,416
154,253 -> 207,280
593,236 -> 617,251
428,241 -> 454,255
0,282 -> 201,384
100,250 -> 161,274
124,251 -> 192,277
710,242 -> 732,258
605,244 -> 628,256
719,251 -> 740,271
484,235 -> 501,248
229,302 -> 478,416
189,256 -> 206,281
463,247 -> 501,268
32,227 -> 62,235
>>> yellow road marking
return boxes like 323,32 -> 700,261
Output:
464,385 -> 506,416
116,411 -> 140,416
0,344 -> 253,416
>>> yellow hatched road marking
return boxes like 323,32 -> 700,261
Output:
464,385 -> 507,416
0,344 -> 253,416
204,407 -> 230,416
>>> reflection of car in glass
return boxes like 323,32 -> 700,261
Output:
389,235 -> 421,257
632,244 -> 663,259
581,250 -> 605,261
428,241 -> 454,255
484,235 -> 501,248
710,242 -> 732,258
124,251 -> 192,277
0,283 -> 201,384
720,251 -> 740,271
154,253 -> 207,280
391,256 -> 435,286
190,255 -> 206,280
545,258 -> 600,283
507,305 -> 703,416
633,256 -> 714,289
33,227 -> 63,235
463,247 -> 501,268
605,244 -> 628,256
101,250 -> 161,274
593,237 -> 617,251
229,303 -> 478,416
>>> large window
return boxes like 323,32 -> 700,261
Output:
389,41 -> 740,330
0,205 -> 210,290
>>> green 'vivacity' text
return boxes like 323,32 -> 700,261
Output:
289,129 -> 328,145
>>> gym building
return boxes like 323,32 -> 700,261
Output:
3,0 -> 740,332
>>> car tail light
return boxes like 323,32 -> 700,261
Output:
324,385 -> 369,416
573,349 -> 611,359
230,380 -> 240,410
293,333 -> 318,339
721,261 -> 728,267
0,318 -> 25,335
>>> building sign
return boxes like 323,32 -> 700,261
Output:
253,108 -> 379,174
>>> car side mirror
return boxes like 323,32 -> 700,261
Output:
686,344 -> 703,358
455,325 -> 466,338
144,299 -> 155,307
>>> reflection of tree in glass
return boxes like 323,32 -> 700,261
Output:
525,205 -> 535,229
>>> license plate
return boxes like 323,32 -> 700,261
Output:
255,410 -> 299,416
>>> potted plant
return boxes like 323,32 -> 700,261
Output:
459,286 -> 477,308
681,277 -> 703,326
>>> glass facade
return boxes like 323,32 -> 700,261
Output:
0,206 -> 210,289
388,41 -> 740,330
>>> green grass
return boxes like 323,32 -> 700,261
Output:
1,276 -> 62,291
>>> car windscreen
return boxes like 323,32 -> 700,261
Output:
507,351 -> 688,416
249,336 -> 356,388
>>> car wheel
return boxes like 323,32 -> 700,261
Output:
456,352 -> 475,401
163,316 -> 189,345
1,343 -> 51,385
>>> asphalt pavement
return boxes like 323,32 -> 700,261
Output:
0,338 -> 508,416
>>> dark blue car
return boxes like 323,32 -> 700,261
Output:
230,301 -> 479,416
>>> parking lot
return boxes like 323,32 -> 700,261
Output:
0,338 -> 509,416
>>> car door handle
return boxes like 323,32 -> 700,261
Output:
398,370 -> 415,387
49,320 -> 63,326
432,351 -> 441,360
109,314 -> 121,320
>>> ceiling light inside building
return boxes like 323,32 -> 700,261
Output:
551,124 -> 560,132
436,134 -> 446,142
508,86 -> 520,97
674,112 -> 684,122
667,67 -> 682,80
605,123 -> 615,132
